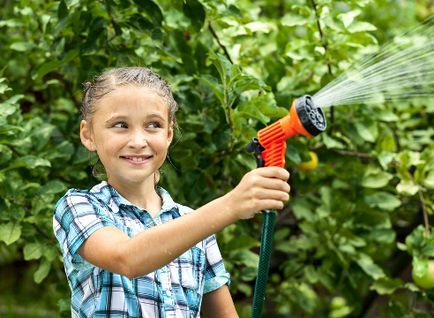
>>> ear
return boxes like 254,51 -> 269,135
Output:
167,122 -> 174,145
80,119 -> 96,151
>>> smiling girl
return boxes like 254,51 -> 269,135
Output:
53,67 -> 290,318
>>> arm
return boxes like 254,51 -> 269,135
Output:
201,285 -> 239,318
78,167 -> 290,278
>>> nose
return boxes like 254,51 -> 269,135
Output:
128,128 -> 148,149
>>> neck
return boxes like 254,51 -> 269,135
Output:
108,177 -> 162,218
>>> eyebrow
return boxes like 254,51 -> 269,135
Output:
146,113 -> 166,121
105,113 -> 166,124
105,115 -> 128,124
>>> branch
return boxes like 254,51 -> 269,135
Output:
330,149 -> 374,159
32,223 -> 52,241
418,190 -> 431,236
208,22 -> 234,64
309,0 -> 335,128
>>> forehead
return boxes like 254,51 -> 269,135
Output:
93,85 -> 169,117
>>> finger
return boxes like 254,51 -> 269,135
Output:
257,167 -> 290,181
254,178 -> 290,193
256,188 -> 290,202
256,199 -> 286,211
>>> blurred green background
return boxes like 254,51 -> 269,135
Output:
1,0 -> 433,317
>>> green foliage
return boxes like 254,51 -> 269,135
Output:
1,0 -> 433,316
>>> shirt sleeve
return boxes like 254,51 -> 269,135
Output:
53,190 -> 117,270
203,234 -> 231,294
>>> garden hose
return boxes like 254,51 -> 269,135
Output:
247,95 -> 326,317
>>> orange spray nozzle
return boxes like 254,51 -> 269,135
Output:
248,95 -> 326,168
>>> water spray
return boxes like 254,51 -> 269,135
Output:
247,95 -> 326,318
313,17 -> 434,108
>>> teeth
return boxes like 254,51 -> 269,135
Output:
124,156 -> 149,162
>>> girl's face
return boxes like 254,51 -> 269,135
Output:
80,85 -> 173,189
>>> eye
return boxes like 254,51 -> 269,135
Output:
113,122 -> 128,129
147,122 -> 162,129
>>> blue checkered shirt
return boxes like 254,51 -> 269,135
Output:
53,181 -> 230,318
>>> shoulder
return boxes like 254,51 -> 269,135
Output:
54,181 -> 113,216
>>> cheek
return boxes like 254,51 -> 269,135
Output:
152,135 -> 171,153
95,134 -> 126,156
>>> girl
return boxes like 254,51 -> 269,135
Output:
53,67 -> 290,318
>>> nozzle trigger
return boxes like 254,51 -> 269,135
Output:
246,138 -> 266,168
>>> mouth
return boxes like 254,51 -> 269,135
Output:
120,155 -> 153,164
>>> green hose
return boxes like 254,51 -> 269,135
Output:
251,210 -> 277,318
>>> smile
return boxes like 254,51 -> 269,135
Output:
120,155 -> 153,164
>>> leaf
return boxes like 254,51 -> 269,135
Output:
244,21 -> 276,33
281,14 -> 309,27
1,95 -> 24,110
424,171 -> 434,189
365,192 -> 401,211
397,151 -> 422,168
23,242 -> 43,260
132,0 -> 163,26
396,180 -> 419,196
377,152 -> 395,169
347,21 -> 377,33
10,42 -> 34,52
34,258 -> 51,284
412,257 -> 428,277
370,277 -> 403,295
38,180 -> 67,195
422,244 -> 434,258
322,134 -> 346,149
32,60 -> 64,81
226,235 -> 258,250
367,228 -> 396,244
374,111 -> 399,122
375,127 -> 396,153
235,102 -> 269,124
58,0 -> 69,20
183,0 -> 205,30
0,82 -> 11,94
7,155 -> 51,170
0,222 -> 22,245
291,199 -> 315,222
355,121 -> 377,143
231,250 -> 259,268
338,10 -> 361,28
198,75 -> 225,106
355,253 -> 385,280
207,51 -> 232,87
361,170 -> 393,188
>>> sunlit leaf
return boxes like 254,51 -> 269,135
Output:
0,222 -> 22,245
23,242 -> 43,260
370,277 -> 403,295
34,258 -> 51,284
362,170 -> 393,188
365,192 -> 401,211
356,253 -> 386,280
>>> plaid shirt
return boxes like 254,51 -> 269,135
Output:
53,181 -> 230,318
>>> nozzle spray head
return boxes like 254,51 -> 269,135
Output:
293,95 -> 326,137
248,95 -> 326,168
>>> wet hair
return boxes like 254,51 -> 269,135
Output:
81,67 -> 178,124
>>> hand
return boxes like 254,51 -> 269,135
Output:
224,167 -> 290,220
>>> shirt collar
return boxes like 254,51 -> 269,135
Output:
101,181 -> 177,216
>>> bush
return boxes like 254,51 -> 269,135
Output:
0,0 -> 433,316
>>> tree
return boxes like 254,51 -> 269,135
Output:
0,0 -> 433,316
